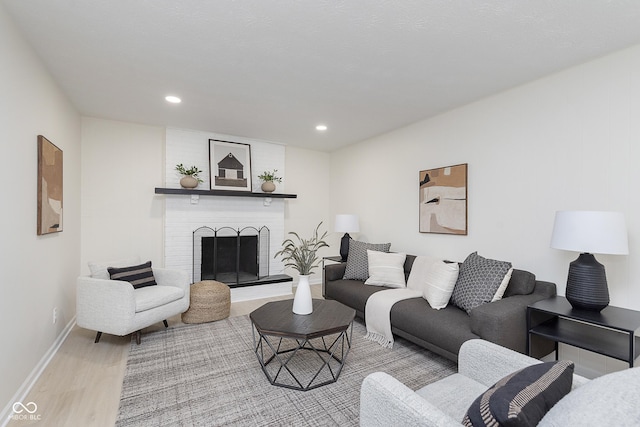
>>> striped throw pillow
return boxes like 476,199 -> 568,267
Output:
108,261 -> 157,289
463,360 -> 574,427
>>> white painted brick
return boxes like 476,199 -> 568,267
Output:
164,128 -> 287,287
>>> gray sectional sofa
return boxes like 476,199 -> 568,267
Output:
323,255 -> 556,361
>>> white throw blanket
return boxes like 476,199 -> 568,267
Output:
364,288 -> 422,348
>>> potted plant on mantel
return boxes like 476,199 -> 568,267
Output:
175,163 -> 203,189
258,169 -> 282,193
274,222 -> 329,315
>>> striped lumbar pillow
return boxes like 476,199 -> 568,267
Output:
463,360 -> 574,427
108,261 -> 157,289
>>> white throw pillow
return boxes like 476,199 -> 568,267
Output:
407,255 -> 459,309
406,255 -> 441,293
491,267 -> 514,302
364,250 -> 407,288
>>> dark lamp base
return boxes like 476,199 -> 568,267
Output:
339,233 -> 351,262
565,253 -> 609,312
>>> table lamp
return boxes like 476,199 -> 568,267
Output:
550,210 -> 628,311
335,214 -> 359,261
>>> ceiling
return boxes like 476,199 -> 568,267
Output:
5,1 -> 640,152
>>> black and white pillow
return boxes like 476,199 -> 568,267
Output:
450,252 -> 512,313
343,240 -> 391,280
108,261 -> 157,289
463,360 -> 574,427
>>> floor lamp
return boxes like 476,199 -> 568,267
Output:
335,214 -> 359,261
550,210 -> 628,311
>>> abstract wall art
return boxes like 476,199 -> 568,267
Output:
419,163 -> 467,235
209,139 -> 252,191
37,135 -> 63,235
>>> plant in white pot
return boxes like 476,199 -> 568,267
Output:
175,163 -> 203,189
274,222 -> 329,315
258,169 -> 282,193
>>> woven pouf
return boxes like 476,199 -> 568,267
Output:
182,280 -> 231,324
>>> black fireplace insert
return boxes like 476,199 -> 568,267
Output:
193,226 -> 291,287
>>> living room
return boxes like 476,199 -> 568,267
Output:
2,2 -> 640,425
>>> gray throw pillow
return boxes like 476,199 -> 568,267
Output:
451,252 -> 512,313
343,240 -> 391,280
503,269 -> 536,297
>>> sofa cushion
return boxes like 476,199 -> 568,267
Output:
504,269 -> 536,297
365,250 -> 406,288
451,252 -> 513,314
325,279 -> 387,315
390,298 -> 478,357
135,285 -> 185,312
343,240 -> 391,280
407,255 -> 459,309
417,373 -> 489,422
108,261 -> 157,289
403,254 -> 417,281
88,256 -> 141,280
463,360 -> 574,427
539,366 -> 640,426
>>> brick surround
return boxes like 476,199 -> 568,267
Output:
163,128 -> 290,301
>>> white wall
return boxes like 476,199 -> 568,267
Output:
80,117 -> 165,272
330,44 -> 640,376
283,146 -> 333,282
0,4 -> 81,416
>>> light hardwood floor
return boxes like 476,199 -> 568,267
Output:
9,285 -> 322,427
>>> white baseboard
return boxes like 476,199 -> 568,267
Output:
1,316 -> 76,427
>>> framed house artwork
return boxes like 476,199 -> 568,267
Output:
419,163 -> 467,235
209,139 -> 252,191
37,135 -> 63,235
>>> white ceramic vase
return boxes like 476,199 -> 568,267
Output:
292,274 -> 313,315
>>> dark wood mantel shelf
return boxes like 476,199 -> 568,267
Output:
154,187 -> 297,199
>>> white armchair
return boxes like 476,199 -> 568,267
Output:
76,259 -> 190,344
360,339 -> 591,426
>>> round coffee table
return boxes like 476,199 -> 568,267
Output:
250,299 -> 356,391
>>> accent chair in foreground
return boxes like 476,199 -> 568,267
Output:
360,339 -> 640,426
76,257 -> 190,344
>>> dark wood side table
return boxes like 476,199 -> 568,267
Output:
527,296 -> 640,367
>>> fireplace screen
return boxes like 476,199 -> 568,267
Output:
193,226 -> 270,286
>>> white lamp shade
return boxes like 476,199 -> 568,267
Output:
335,214 -> 360,233
550,211 -> 628,255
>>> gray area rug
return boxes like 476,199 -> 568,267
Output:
116,315 -> 456,426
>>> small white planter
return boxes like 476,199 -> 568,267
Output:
292,275 -> 313,315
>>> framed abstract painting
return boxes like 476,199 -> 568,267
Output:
419,163 -> 467,235
37,135 -> 63,235
209,139 -> 252,191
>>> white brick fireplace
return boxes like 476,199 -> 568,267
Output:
163,128 -> 290,301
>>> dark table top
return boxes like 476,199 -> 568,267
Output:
529,296 -> 640,333
250,299 -> 356,340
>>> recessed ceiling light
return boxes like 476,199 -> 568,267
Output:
165,95 -> 182,104
315,124 -> 327,131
